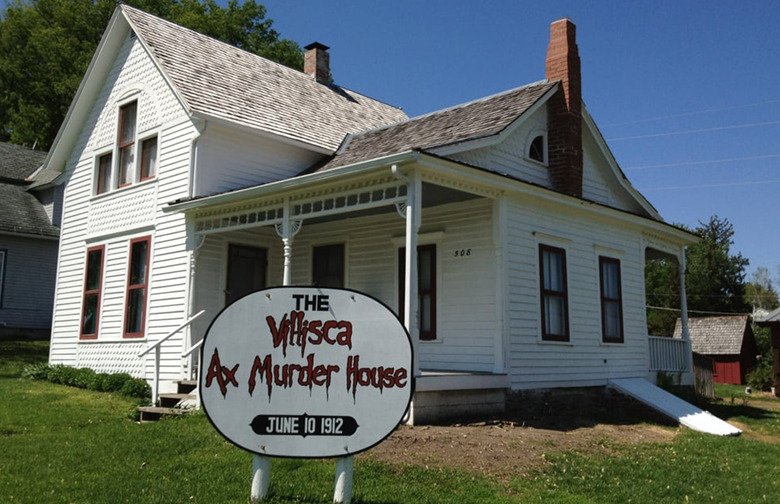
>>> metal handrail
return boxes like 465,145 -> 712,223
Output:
182,338 -> 203,358
138,310 -> 206,405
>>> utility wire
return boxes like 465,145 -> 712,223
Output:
646,305 -> 752,316
624,154 -> 780,171
607,120 -> 780,142
640,178 -> 780,192
603,99 -> 780,128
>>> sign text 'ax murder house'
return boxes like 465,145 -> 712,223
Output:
200,287 -> 414,458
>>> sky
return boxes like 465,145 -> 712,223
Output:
249,0 -> 779,282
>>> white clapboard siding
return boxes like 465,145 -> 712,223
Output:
191,197 -> 499,373
194,124 -> 323,197
504,192 -> 650,389
49,32 -> 195,381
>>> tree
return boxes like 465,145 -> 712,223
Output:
645,216 -> 750,335
0,0 -> 302,150
744,267 -> 780,312
685,215 -> 750,316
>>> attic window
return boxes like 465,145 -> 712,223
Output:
528,135 -> 545,163
129,30 -> 136,39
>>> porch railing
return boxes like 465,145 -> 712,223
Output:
138,310 -> 206,405
182,339 -> 204,409
648,335 -> 690,373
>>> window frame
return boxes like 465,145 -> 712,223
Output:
117,100 -> 137,188
123,236 -> 151,339
95,152 -> 113,195
599,256 -> 624,343
312,243 -> 345,288
526,129 -> 548,166
139,134 -> 158,182
80,245 -> 105,340
398,244 -> 437,341
539,244 -> 570,342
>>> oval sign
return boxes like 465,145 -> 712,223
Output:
200,287 -> 414,458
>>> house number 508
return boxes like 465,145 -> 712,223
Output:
453,249 -> 471,257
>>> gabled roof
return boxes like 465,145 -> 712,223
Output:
121,6 -> 406,153
674,316 -> 752,355
311,81 -> 557,173
757,307 -> 780,325
0,142 -> 46,181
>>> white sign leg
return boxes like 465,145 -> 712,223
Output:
333,455 -> 354,504
251,454 -> 271,502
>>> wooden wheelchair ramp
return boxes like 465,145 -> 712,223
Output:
608,378 -> 741,436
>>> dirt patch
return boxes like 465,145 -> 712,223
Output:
361,390 -> 680,481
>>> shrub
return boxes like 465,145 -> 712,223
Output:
21,364 -> 150,399
747,362 -> 774,391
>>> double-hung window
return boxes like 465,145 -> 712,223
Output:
398,245 -> 437,341
124,237 -> 150,338
539,244 -> 569,341
599,257 -> 624,343
94,100 -> 158,195
80,246 -> 105,339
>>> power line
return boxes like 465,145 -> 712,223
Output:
640,178 -> 780,192
646,305 -> 751,316
607,120 -> 780,142
602,99 -> 780,128
624,154 -> 780,171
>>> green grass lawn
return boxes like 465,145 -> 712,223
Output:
2,340 -> 780,503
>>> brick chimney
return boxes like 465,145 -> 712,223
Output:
304,42 -> 330,84
545,19 -> 583,198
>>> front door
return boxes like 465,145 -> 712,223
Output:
225,244 -> 267,305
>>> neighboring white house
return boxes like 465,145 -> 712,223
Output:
41,6 -> 696,423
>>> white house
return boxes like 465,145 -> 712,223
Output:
42,6 -> 696,423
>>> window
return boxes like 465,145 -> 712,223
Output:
539,244 -> 569,341
529,135 -> 545,163
225,244 -> 267,305
117,101 -> 137,187
124,237 -> 150,338
398,245 -> 437,341
599,257 -> 624,343
313,244 -> 344,288
80,246 -> 104,339
0,249 -> 6,307
140,136 -> 158,181
94,100 -> 158,195
96,153 -> 112,195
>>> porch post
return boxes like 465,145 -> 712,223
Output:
282,198 -> 294,286
404,171 -> 422,377
678,246 -> 693,372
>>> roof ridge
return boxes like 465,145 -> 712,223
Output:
346,80 -> 555,140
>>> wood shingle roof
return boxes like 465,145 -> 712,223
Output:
122,5 -> 407,153
674,316 -> 751,355
312,81 -> 557,173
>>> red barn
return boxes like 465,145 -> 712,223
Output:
674,316 -> 757,385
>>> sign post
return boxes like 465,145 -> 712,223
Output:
200,287 -> 413,503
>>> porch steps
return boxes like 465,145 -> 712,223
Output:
138,380 -> 198,422
608,378 -> 742,436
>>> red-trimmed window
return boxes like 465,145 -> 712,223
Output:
117,101 -> 137,187
398,244 -> 437,341
96,153 -> 112,195
124,236 -> 150,338
600,256 -> 624,343
140,135 -> 158,181
539,244 -> 569,341
80,246 -> 105,339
